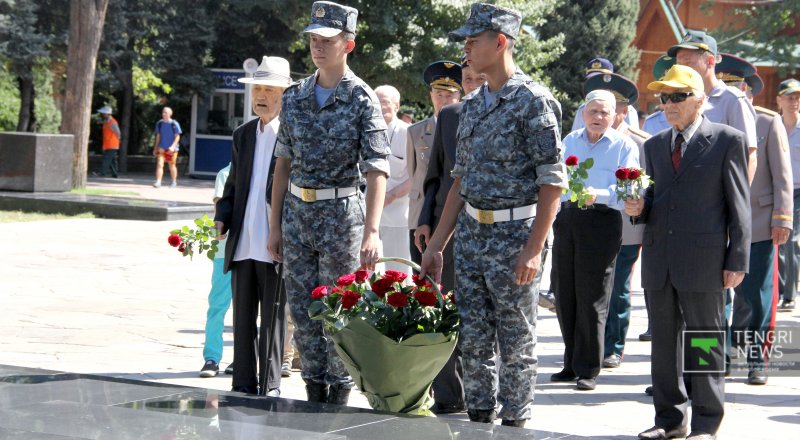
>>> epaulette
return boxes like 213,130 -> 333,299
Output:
754,105 -> 779,117
627,127 -> 651,139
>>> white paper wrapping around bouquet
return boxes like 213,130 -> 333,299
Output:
330,318 -> 458,415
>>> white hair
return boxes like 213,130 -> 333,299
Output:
374,85 -> 401,105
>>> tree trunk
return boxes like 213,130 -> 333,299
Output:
118,57 -> 133,173
16,75 -> 35,132
61,0 -> 110,189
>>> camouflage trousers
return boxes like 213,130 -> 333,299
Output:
282,192 -> 364,387
454,210 -> 538,420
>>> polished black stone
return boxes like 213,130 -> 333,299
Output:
0,191 -> 213,221
0,132 -> 73,192
0,365 -> 581,439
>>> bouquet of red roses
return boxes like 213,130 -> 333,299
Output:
564,155 -> 595,208
308,257 -> 459,416
614,166 -> 650,201
167,214 -> 219,260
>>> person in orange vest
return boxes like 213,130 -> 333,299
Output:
97,106 -> 121,178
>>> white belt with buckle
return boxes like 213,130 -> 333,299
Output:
465,202 -> 537,224
290,182 -> 357,202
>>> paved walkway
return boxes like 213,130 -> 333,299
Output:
1,175 -> 797,438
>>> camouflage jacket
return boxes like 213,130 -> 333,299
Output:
276,69 -> 391,188
452,69 -> 568,210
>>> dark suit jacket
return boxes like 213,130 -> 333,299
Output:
214,118 -> 278,273
636,116 -> 751,292
418,102 -> 462,228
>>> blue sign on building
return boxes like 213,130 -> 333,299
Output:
214,71 -> 245,91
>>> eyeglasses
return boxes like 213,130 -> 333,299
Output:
659,91 -> 694,104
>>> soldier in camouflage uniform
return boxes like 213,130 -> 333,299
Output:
419,3 -> 567,427
268,1 -> 391,406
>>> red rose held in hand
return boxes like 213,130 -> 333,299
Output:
336,273 -> 357,286
615,167 -> 630,180
311,285 -> 329,299
414,289 -> 437,307
387,292 -> 408,308
383,270 -> 407,283
411,274 -> 429,287
565,155 -> 579,166
354,269 -> 369,283
628,168 -> 642,179
341,290 -> 361,309
371,277 -> 395,298
168,234 -> 182,247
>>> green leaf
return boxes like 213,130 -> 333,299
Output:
584,157 -> 594,168
194,218 -> 204,227
308,301 -> 329,320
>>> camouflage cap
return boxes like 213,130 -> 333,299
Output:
448,3 -> 522,42
303,1 -> 358,37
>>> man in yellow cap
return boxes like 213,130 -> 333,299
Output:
626,64 -> 751,440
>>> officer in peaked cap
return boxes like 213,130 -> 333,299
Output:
642,54 -> 676,136
715,53 -> 756,84
407,60 -> 462,266
744,73 -> 764,97
667,29 -> 718,57
421,1 -> 567,428
424,61 -> 463,93
585,57 -> 614,78
448,2 -> 522,41
573,57 -> 639,132
583,72 -> 638,105
303,1 -> 358,37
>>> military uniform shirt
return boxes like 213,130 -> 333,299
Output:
787,119 -> 800,188
452,69 -> 568,210
703,80 -> 757,149
276,69 -> 391,188
643,111 -> 670,136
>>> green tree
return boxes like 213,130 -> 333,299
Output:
538,0 -> 640,129
706,1 -> 800,77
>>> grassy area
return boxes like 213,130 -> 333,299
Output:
0,210 -> 96,223
71,188 -> 140,197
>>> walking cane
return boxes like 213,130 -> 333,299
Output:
261,262 -> 285,396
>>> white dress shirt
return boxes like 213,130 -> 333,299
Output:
233,117 -> 277,263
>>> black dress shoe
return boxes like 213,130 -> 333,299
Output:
304,381 -> 329,403
602,354 -> 621,368
550,369 -> 577,382
639,331 -> 652,341
327,384 -> 351,405
467,408 -> 497,423
638,425 -> 688,439
778,299 -> 795,311
265,387 -> 281,397
645,385 -> 653,396
747,369 -> 767,385
224,363 -> 234,375
576,377 -> 596,390
231,386 -> 258,395
501,419 -> 526,428
431,402 -> 466,414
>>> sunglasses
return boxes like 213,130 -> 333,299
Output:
659,91 -> 694,104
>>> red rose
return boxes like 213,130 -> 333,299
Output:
565,155 -> 579,166
311,285 -> 329,299
387,292 -> 408,308
411,274 -> 429,287
341,290 -> 361,309
168,234 -> 182,247
615,167 -> 630,180
336,273 -> 356,286
414,289 -> 437,307
331,286 -> 342,294
354,269 -> 369,283
628,168 -> 642,180
383,270 -> 407,283
371,277 -> 395,298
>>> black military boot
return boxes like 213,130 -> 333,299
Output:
467,408 -> 497,424
327,384 -> 352,405
304,380 -> 329,403
501,419 -> 526,428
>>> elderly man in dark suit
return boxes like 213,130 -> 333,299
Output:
214,56 -> 292,397
626,64 -> 751,440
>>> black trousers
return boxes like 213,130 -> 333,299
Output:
648,276 -> 725,434
230,259 -> 286,391
409,229 -> 422,265
429,215 -> 464,406
552,205 -> 621,379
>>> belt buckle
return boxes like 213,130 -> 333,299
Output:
301,187 -> 317,202
476,209 -> 494,225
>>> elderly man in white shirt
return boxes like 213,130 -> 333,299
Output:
375,85 -> 412,273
